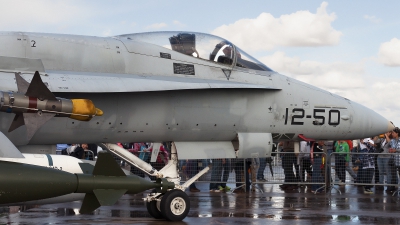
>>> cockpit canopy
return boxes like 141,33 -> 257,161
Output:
116,31 -> 272,72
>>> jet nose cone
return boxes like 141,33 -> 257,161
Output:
350,101 -> 393,138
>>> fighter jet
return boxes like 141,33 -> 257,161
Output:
0,31 -> 394,220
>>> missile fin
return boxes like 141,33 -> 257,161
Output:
79,193 -> 101,214
8,114 -> 25,132
0,131 -> 24,158
25,71 -> 57,101
78,163 -> 95,174
93,189 -> 127,206
14,72 -> 30,94
92,152 -> 126,177
23,113 -> 55,141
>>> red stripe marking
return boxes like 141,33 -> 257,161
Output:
28,97 -> 37,112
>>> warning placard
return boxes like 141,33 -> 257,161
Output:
173,63 -> 195,75
160,52 -> 171,59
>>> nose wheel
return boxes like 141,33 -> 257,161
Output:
146,198 -> 163,219
161,189 -> 190,221
146,189 -> 190,221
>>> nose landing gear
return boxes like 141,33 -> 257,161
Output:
160,189 -> 190,221
146,189 -> 190,221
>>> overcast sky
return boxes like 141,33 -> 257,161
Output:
1,0 -> 399,126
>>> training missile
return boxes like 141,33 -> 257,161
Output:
0,92 -> 103,121
0,71 -> 103,140
0,152 -> 174,213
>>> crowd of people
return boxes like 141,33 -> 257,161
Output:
59,143 -> 99,160
278,126 -> 400,194
57,126 -> 400,194
279,141 -> 325,193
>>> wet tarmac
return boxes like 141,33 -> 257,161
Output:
1,183 -> 400,225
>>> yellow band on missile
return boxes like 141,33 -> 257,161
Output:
70,99 -> 103,121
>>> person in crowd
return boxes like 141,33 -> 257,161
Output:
295,150 -> 301,183
323,141 -> 334,157
70,144 -> 85,159
250,158 -> 260,192
87,144 -> 98,157
355,138 -> 372,183
300,141 -> 312,183
218,158 -> 231,192
81,143 -> 90,158
66,144 -> 77,155
128,142 -> 147,178
257,143 -> 276,181
232,158 -> 251,193
279,141 -> 298,190
58,144 -> 70,155
344,140 -> 358,181
352,140 -> 362,182
209,158 -> 231,192
372,137 -> 381,185
355,138 -> 376,194
376,133 -> 392,190
209,159 -> 223,192
311,141 -> 325,193
137,142 -> 150,162
334,140 -> 350,185
387,127 -> 400,191
257,157 -> 267,181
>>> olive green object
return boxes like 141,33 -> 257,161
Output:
0,152 -> 175,213
0,161 -> 77,204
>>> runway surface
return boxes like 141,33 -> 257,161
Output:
1,183 -> 400,225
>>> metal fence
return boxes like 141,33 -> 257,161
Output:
124,151 -> 400,194
329,152 -> 399,189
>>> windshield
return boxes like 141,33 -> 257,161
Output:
116,31 -> 272,71
235,46 -> 273,71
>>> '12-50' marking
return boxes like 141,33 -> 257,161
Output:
284,108 -> 340,126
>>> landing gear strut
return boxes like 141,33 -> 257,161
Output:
101,142 -> 206,221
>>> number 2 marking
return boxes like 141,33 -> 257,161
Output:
31,40 -> 36,47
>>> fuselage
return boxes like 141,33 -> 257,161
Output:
0,31 -> 392,146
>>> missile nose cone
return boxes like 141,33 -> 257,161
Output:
70,99 -> 102,121
96,108 -> 104,116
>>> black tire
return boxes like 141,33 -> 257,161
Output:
146,189 -> 164,219
160,189 -> 190,221
146,200 -> 164,219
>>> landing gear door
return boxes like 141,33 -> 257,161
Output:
236,133 -> 273,158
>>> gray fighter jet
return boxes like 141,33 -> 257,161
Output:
0,31 -> 394,220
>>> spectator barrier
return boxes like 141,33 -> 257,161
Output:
125,151 -> 400,193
